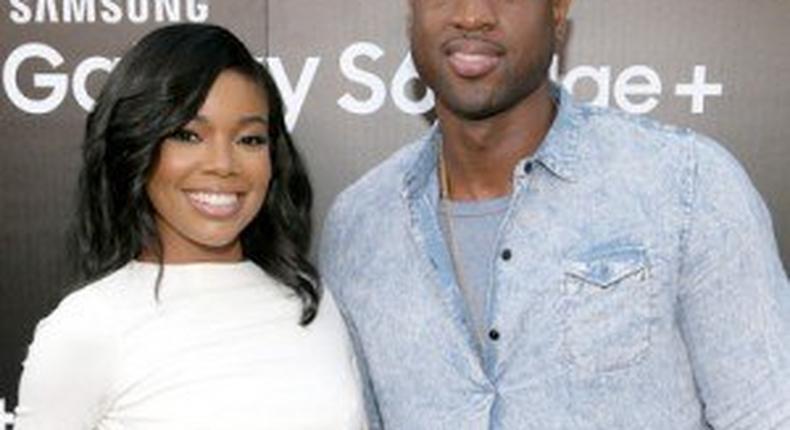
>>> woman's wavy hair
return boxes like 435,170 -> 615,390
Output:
71,23 -> 320,324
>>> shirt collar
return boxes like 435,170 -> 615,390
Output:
402,123 -> 441,199
533,83 -> 584,182
402,82 -> 585,199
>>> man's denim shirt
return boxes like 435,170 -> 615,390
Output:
319,86 -> 790,430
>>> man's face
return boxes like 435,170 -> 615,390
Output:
409,0 -> 570,120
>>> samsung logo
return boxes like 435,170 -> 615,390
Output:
8,0 -> 209,24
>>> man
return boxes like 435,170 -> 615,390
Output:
320,0 -> 790,428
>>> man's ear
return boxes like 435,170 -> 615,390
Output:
553,0 -> 573,43
405,0 -> 414,38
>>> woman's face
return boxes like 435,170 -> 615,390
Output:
145,70 -> 272,263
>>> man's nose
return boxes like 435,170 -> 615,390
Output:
451,0 -> 497,33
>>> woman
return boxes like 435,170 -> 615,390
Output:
15,24 -> 366,429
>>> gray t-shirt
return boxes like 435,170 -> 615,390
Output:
439,196 -> 510,345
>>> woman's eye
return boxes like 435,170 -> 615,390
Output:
238,135 -> 269,146
168,129 -> 201,143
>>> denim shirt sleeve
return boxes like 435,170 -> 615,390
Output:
319,201 -> 384,430
677,135 -> 790,429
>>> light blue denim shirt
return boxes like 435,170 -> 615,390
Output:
319,86 -> 790,430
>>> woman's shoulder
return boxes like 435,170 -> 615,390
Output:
302,288 -> 355,347
33,264 -> 149,347
16,268 -> 140,428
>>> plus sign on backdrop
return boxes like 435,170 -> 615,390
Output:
1,0 -> 788,420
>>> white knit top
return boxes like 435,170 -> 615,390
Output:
15,261 -> 366,430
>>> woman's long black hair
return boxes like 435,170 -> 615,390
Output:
71,23 -> 320,324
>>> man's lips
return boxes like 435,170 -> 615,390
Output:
443,38 -> 504,79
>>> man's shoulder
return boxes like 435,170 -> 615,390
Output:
581,103 -> 697,148
330,136 -> 427,217
573,102 -> 735,168
571,102 -> 755,203
319,135 -> 429,291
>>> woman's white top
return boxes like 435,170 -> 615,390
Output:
15,261 -> 366,430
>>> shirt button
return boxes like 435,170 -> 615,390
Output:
501,249 -> 512,261
524,161 -> 534,174
488,329 -> 501,341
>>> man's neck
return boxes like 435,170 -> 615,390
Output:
437,81 -> 556,201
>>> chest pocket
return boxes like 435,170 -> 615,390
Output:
562,245 -> 656,373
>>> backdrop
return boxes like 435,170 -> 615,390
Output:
1,0 -> 788,424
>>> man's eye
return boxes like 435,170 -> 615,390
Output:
238,135 -> 270,146
168,129 -> 201,143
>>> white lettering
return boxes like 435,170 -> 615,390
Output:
613,65 -> 662,114
63,0 -> 97,23
391,53 -> 434,115
185,0 -> 208,22
9,0 -> 33,23
549,54 -> 559,82
100,0 -> 122,23
127,0 -> 149,23
3,43 -> 68,114
557,64 -> 665,114
154,0 -> 179,22
0,41 -> 725,118
266,57 -> 321,131
73,56 -> 117,111
35,0 -> 59,23
675,65 -> 722,114
8,0 -> 206,24
338,42 -> 387,115
562,65 -> 611,107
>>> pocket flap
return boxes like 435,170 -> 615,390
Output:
566,246 -> 647,288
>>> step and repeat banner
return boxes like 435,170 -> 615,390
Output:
1,0 -> 788,424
